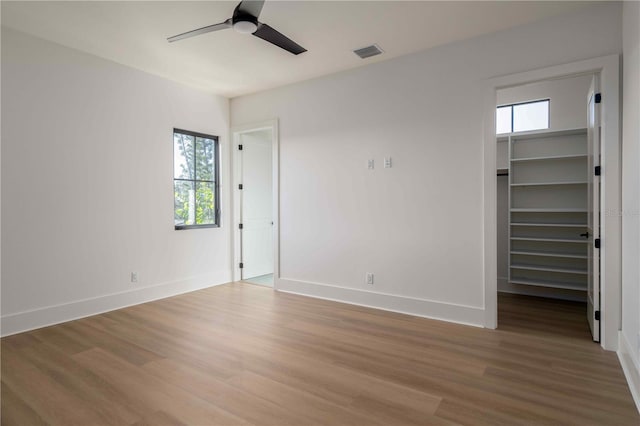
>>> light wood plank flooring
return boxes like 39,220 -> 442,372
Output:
2,283 -> 638,425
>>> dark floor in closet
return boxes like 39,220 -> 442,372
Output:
498,292 -> 592,340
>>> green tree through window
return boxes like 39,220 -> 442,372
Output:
173,129 -> 219,229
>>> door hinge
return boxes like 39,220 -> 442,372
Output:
239,223 -> 243,230
239,262 -> 244,269
595,310 -> 601,321
238,144 -> 243,150
239,184 -> 243,190
595,93 -> 602,104
595,166 -> 601,176
595,238 -> 601,249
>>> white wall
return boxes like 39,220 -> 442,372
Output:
498,74 -> 593,131
231,3 -> 622,325
496,74 -> 592,301
496,139 -> 509,171
620,0 -> 640,410
1,28 -> 231,335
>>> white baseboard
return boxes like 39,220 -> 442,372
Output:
618,331 -> 640,414
275,278 -> 484,327
1,270 -> 231,337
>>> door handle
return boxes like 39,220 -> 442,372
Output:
580,232 -> 590,238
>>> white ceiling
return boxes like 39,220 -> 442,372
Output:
1,1 -> 594,98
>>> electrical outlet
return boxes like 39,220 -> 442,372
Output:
384,157 -> 392,168
366,273 -> 374,285
367,159 -> 375,170
131,272 -> 138,283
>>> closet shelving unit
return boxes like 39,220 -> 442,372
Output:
508,128 -> 589,293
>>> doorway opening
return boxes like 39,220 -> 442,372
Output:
494,73 -> 601,342
232,121 -> 279,287
483,55 -> 620,350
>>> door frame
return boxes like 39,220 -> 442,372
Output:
587,75 -> 602,342
482,55 -> 620,351
231,119 -> 280,285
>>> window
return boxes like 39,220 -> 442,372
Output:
496,99 -> 549,134
173,129 -> 219,229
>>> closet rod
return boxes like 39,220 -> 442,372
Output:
497,172 -> 509,176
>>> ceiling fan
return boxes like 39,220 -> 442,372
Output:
167,0 -> 307,55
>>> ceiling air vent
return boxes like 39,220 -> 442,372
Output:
353,44 -> 384,59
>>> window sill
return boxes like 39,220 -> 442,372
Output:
175,224 -> 219,230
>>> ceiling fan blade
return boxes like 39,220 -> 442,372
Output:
233,0 -> 265,19
252,23 -> 306,55
168,19 -> 232,43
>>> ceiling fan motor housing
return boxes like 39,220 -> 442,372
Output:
233,15 -> 258,34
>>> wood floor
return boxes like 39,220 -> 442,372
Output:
2,284 -> 638,425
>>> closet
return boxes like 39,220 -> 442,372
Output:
496,74 -> 594,304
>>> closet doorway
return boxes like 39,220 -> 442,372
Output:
233,121 -> 279,287
494,73 -> 601,341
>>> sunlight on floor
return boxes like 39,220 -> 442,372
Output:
243,273 -> 273,286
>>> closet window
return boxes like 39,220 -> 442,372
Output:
497,99 -> 550,134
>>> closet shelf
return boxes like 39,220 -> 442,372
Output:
510,250 -> 588,259
511,223 -> 587,228
510,208 -> 587,213
511,236 -> 588,243
509,279 -> 587,291
510,264 -> 587,275
508,128 -> 587,138
510,181 -> 588,187
511,154 -> 587,162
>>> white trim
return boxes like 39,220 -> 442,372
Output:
618,331 -> 640,414
483,80 -> 499,329
231,120 -> 280,283
0,271 -> 231,337
276,278 -> 484,327
483,55 -> 621,351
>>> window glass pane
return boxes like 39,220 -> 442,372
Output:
513,100 -> 549,132
174,133 -> 195,179
173,130 -> 218,229
195,181 -> 215,225
174,180 -> 195,226
496,106 -> 512,134
196,137 -> 215,181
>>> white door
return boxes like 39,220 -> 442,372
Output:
586,75 -> 601,342
240,130 -> 274,283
